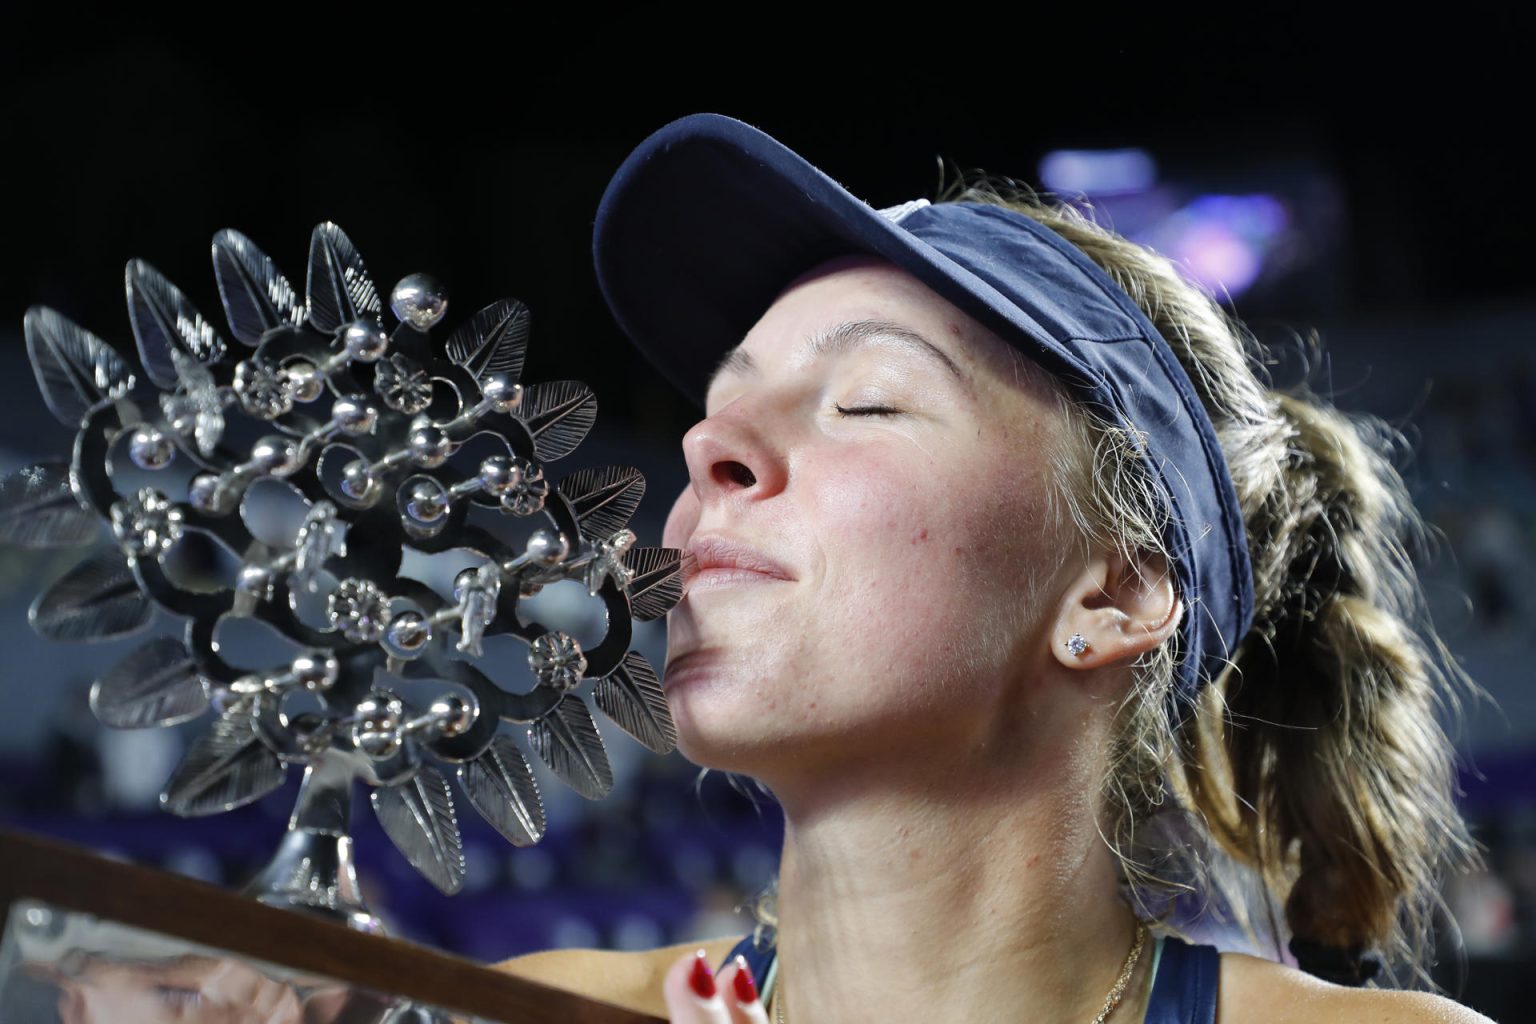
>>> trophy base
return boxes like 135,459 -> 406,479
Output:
242,827 -> 385,934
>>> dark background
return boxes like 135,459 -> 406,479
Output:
0,13 -> 1531,1018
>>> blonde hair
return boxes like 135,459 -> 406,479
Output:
735,176 -> 1482,986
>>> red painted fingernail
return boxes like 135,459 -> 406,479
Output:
731,955 -> 758,1003
688,951 -> 716,999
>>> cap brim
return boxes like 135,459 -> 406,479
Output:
594,113 -> 995,405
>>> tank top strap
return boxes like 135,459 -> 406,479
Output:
719,933 -> 779,1003
1144,933 -> 1220,1024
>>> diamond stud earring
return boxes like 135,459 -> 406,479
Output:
1064,633 -> 1090,656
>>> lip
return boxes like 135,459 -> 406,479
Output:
662,648 -> 712,685
684,533 -> 795,590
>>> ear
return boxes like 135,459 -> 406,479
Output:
1050,546 -> 1183,671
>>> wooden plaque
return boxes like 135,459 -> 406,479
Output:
0,829 -> 665,1023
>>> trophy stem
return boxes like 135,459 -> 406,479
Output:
242,755 -> 384,934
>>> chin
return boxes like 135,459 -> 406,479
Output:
672,735 -> 773,779
663,683 -> 780,777
666,695 -> 752,770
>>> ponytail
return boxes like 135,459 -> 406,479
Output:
1186,391 -> 1478,980
941,179 -> 1483,986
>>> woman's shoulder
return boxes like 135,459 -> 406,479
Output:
1216,951 -> 1496,1024
491,934 -> 743,1017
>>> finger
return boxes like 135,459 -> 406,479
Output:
715,955 -> 770,1024
661,949 -> 732,1024
245,974 -> 283,1015
299,987 -> 353,1024
247,976 -> 297,1024
259,981 -> 303,1024
199,957 -> 254,1003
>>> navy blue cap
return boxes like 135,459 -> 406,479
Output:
593,113 -> 1254,712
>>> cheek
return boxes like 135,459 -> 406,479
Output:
809,444 -> 1051,682
809,454 -> 996,632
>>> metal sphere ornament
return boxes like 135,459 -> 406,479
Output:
480,372 -> 523,413
341,320 -> 391,362
283,359 -> 324,403
386,610 -> 432,655
250,435 -> 301,476
524,528 -> 570,567
339,459 -> 377,502
128,426 -> 176,470
4,222 -> 689,933
407,416 -> 452,468
330,394 -> 378,435
390,273 -> 449,330
289,652 -> 340,692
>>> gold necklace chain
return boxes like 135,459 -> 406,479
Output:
769,924 -> 1146,1024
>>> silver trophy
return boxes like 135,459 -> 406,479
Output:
2,223 -> 687,934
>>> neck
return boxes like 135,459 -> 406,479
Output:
762,699 -> 1149,1024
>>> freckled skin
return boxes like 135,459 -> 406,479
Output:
660,255 -> 1074,783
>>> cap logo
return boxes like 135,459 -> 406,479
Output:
874,198 -> 930,224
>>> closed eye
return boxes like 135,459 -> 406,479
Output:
834,403 -> 900,417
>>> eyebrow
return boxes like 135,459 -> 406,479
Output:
707,318 -> 971,395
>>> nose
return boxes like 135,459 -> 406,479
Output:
679,403 -> 787,508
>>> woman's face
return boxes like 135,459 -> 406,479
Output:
660,255 -> 1077,777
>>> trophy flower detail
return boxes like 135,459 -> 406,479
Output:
3,223 -> 688,931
